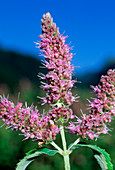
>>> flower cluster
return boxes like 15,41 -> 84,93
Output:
68,69 -> 115,140
38,12 -> 76,105
48,106 -> 75,122
0,97 -> 59,144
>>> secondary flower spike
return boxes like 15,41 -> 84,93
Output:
0,96 -> 60,144
37,12 -> 76,106
68,69 -> 115,140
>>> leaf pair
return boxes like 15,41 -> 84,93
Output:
16,144 -> 113,170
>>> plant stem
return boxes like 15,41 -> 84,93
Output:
63,155 -> 70,170
68,137 -> 80,153
60,125 -> 70,170
50,141 -> 63,155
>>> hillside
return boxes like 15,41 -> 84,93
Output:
0,49 -> 46,91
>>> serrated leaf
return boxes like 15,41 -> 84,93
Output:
94,154 -> 108,170
68,143 -> 113,170
16,148 -> 58,170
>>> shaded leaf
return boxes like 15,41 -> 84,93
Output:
16,148 -> 58,170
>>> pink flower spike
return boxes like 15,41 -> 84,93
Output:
38,12 -> 76,106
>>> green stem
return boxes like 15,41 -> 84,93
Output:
68,137 -> 80,154
63,155 -> 70,170
50,141 -> 63,155
60,125 -> 67,151
60,125 -> 70,170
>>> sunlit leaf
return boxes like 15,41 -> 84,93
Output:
68,143 -> 113,170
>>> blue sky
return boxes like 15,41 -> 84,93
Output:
0,0 -> 115,75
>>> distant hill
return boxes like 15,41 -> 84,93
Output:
0,49 -> 46,91
79,58 -> 115,87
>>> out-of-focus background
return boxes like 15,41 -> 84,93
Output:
0,0 -> 115,169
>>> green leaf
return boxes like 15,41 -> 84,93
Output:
16,148 -> 58,170
68,143 -> 113,170
94,154 -> 108,170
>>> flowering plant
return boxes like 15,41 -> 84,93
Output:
0,12 -> 115,170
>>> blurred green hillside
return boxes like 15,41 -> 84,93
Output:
0,49 -> 46,91
0,49 -> 115,170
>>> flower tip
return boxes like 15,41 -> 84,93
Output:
46,12 -> 51,18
